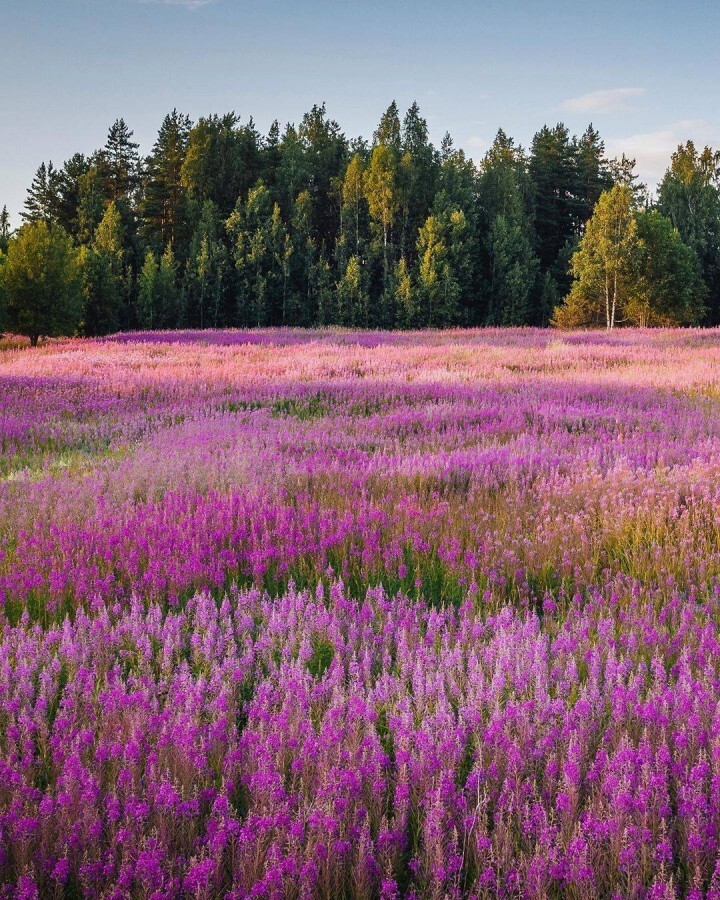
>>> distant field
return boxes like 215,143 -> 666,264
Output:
3,328 -> 720,897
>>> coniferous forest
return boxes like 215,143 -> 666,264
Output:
1,101 -> 719,339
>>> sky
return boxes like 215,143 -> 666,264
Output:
1,0 -> 719,224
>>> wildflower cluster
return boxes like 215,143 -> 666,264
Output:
2,328 -> 720,897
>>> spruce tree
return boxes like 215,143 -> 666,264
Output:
22,162 -> 63,224
143,110 -> 192,255
100,119 -> 141,201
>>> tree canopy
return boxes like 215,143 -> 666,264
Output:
2,103 -> 717,339
0,222 -> 83,344
553,186 -> 705,328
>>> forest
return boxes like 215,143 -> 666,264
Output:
1,101 -> 719,338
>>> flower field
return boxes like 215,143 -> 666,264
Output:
4,327 -> 720,898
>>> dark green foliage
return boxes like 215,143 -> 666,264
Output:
98,119 -> 141,203
21,162 -> 63,225
657,142 -> 720,323
1,222 -> 83,344
307,636 -> 334,678
142,110 -> 192,256
8,104 -> 718,336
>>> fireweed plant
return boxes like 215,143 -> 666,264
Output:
2,328 -> 720,897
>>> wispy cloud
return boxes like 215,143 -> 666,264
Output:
607,119 -> 717,188
562,87 -> 646,114
464,136 -> 489,162
141,0 -> 215,9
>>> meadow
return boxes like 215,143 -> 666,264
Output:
3,327 -> 720,898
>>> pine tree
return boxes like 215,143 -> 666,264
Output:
311,252 -> 335,326
57,154 -> 92,236
275,124 -> 309,216
373,102 -> 401,153
156,245 -> 180,328
478,131 -> 537,322
486,215 -> 539,326
574,124 -> 612,226
290,191 -> 316,326
77,165 -> 105,244
227,183 -> 288,326
142,110 -> 192,254
297,103 -> 346,253
22,162 -> 63,224
529,124 -> 578,273
398,103 -> 439,261
100,119 -> 141,201
182,114 -> 261,216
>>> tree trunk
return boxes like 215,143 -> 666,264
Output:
605,273 -> 611,329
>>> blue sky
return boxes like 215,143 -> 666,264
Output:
2,0 -> 719,223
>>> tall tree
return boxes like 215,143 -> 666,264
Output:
529,124 -> 579,301
182,114 -> 261,216
373,102 -> 401,153
553,184 -> 638,329
22,162 -> 63,224
290,190 -> 317,326
79,245 -> 122,336
365,144 -> 399,293
657,141 -> 720,322
99,119 -> 141,202
573,124 -> 612,227
486,215 -> 539,326
478,131 -> 538,322
56,154 -> 92,236
0,222 -> 83,345
227,183 -> 289,326
338,153 -> 368,264
626,210 -> 705,326
416,214 -> 461,326
297,103 -> 346,253
135,246 -> 180,329
183,201 -> 229,328
142,110 -> 192,254
398,103 -> 439,260
77,165 -> 106,244
136,251 -> 160,329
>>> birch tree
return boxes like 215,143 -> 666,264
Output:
553,184 -> 636,328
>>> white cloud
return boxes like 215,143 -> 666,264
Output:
562,87 -> 646,114
606,119 -> 718,188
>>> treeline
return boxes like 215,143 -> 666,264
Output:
0,102 -> 719,338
